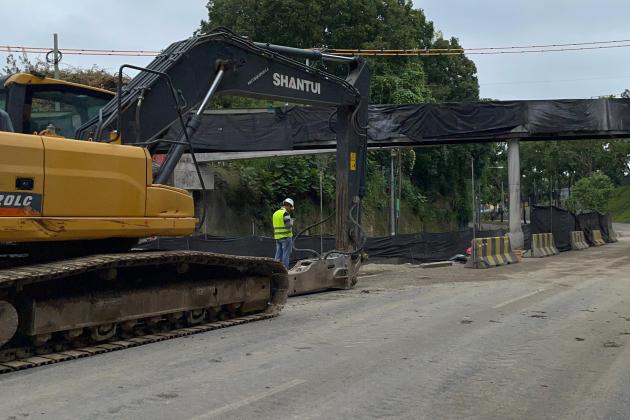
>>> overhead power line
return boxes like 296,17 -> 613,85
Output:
2,38 -> 630,57
480,75 -> 630,86
328,43 -> 630,56
0,45 -> 158,57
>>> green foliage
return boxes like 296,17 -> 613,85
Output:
520,139 -> 630,205
201,0 -> 432,50
362,164 -> 388,212
225,155 -> 335,222
608,185 -> 630,223
412,143 -> 492,226
2,53 -> 121,91
566,171 -> 615,213
371,62 -> 433,104
422,36 -> 479,102
401,177 -> 427,214
478,143 -> 507,206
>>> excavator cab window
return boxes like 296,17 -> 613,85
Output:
24,87 -> 111,138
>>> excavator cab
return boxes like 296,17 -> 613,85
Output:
0,73 -> 113,137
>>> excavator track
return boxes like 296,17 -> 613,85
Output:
0,312 -> 277,374
0,250 -> 288,374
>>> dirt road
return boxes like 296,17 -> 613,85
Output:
2,227 -> 630,419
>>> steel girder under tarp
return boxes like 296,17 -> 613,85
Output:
158,98 -> 630,152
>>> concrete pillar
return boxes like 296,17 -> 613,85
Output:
507,139 -> 524,249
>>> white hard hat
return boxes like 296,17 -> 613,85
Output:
283,198 -> 294,208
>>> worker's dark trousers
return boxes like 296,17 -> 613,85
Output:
274,237 -> 292,269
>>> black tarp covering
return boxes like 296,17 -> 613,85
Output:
576,212 -> 601,245
363,229 -> 506,263
138,228 -> 507,265
162,98 -> 630,151
600,213 -> 615,242
165,107 -> 337,151
522,224 -> 532,251
531,206 -> 576,252
531,206 -> 615,248
576,211 -> 614,243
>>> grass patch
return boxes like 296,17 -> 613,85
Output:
608,185 -> 630,223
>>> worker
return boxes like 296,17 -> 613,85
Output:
272,198 -> 295,269
0,109 -> 14,132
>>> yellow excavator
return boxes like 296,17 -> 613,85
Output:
0,28 -> 369,370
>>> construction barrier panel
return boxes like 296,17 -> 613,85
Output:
466,236 -> 518,269
531,206 -> 575,252
570,231 -> 589,250
591,230 -> 606,246
532,233 -> 559,257
139,228 -> 509,265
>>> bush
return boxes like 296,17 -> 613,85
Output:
566,171 -> 615,213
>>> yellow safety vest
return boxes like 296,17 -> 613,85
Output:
272,208 -> 292,239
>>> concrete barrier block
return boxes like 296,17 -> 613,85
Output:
466,236 -> 518,269
532,233 -> 558,257
570,231 -> 590,250
591,230 -> 606,246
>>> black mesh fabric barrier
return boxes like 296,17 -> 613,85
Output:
161,98 -> 630,152
576,211 -> 614,244
598,213 -> 613,242
532,206 -> 613,248
137,228 -> 509,265
522,224 -> 532,251
363,229 -> 506,263
531,206 -> 576,251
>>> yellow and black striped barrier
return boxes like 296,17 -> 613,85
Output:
532,233 -> 559,257
570,231 -> 589,250
591,229 -> 606,246
466,236 -> 518,269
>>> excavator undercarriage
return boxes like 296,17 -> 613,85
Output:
0,251 -> 287,368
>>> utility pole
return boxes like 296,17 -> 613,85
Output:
319,167 -> 324,255
549,176 -> 553,234
501,180 -> 505,223
396,149 -> 402,233
389,149 -> 396,236
471,156 -> 476,267
489,165 -> 506,224
53,33 -> 60,79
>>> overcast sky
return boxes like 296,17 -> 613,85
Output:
2,0 -> 630,100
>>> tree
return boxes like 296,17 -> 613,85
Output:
421,36 -> 479,102
566,171 -> 615,213
520,139 -> 630,206
201,0 -> 433,51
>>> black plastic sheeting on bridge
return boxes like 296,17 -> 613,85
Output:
162,98 -> 630,152
137,228 -> 507,265
530,205 -> 615,249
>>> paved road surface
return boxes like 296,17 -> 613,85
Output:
2,226 -> 630,419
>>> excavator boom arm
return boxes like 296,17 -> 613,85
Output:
78,28 -> 362,144
78,27 -> 370,253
